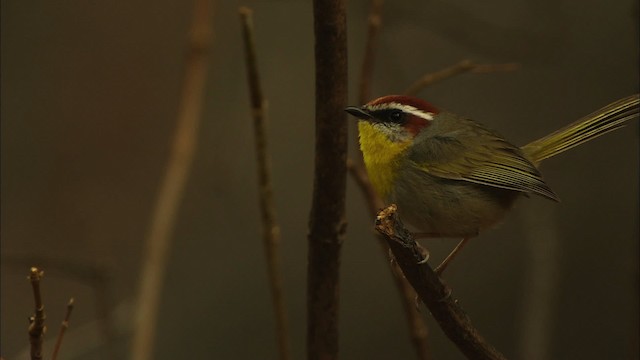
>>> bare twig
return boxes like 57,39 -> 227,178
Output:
470,62 -> 520,73
376,205 -> 506,360
4,255 -> 116,359
350,2 -> 432,358
131,0 -> 213,359
28,267 -> 46,360
358,0 -> 383,105
51,298 -> 75,360
403,59 -> 519,96
239,7 -> 292,360
346,159 -> 384,211
307,0 -> 348,359
347,160 -> 432,360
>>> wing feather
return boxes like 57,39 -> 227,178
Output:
408,114 -> 559,201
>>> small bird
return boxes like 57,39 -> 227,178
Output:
346,94 -> 639,272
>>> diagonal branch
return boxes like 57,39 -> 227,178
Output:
403,59 -> 519,96
51,298 -> 75,360
376,205 -> 506,360
349,6 -> 521,359
347,160 -> 431,360
239,7 -> 291,360
307,0 -> 349,359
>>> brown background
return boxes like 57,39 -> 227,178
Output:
1,0 -> 638,359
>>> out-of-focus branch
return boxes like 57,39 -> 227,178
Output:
307,0 -> 348,359
350,2 -> 432,358
51,298 -> 75,360
131,1 -> 213,359
346,159 -> 383,212
28,267 -> 46,360
403,59 -> 519,96
518,205 -> 559,360
358,0 -> 383,105
239,7 -> 291,360
347,160 -> 431,360
376,205 -> 506,360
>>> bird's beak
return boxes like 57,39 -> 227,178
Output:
345,106 -> 372,120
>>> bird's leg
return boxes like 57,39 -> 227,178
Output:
434,237 -> 470,275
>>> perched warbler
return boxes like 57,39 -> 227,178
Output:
346,94 -> 639,272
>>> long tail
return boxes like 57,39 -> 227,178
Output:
522,94 -> 639,165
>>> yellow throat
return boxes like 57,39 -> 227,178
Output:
357,121 -> 412,199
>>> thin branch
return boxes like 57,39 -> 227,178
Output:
239,7 -> 291,360
4,255 -> 116,359
346,159 -> 383,211
375,205 -> 506,360
307,0 -> 348,359
470,62 -> 520,73
389,259 -> 432,355
358,0 -> 383,105
403,59 -> 519,96
51,298 -> 75,360
28,267 -> 46,360
350,2 -> 432,358
131,0 -> 213,359
347,160 -> 432,360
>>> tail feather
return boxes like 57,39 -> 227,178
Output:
522,94 -> 640,164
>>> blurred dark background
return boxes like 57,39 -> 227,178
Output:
1,0 -> 638,359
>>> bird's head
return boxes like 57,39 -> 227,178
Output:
345,95 -> 441,198
345,95 -> 439,143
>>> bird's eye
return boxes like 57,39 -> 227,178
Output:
388,109 -> 403,123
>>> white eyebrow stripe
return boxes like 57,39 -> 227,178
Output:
366,102 -> 434,121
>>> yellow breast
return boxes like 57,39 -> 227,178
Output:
358,122 -> 411,199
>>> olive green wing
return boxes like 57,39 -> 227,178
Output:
408,116 -> 559,201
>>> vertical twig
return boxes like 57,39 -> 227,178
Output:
350,2 -> 432,358
307,0 -> 348,359
239,7 -> 292,360
131,1 -> 213,359
51,298 -> 75,360
346,160 -> 383,211
3,256 -> 115,360
28,267 -> 46,360
357,0 -> 383,106
518,205 -> 559,359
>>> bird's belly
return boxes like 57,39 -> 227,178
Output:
390,170 -> 519,237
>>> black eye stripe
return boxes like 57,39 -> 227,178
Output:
372,109 -> 405,124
